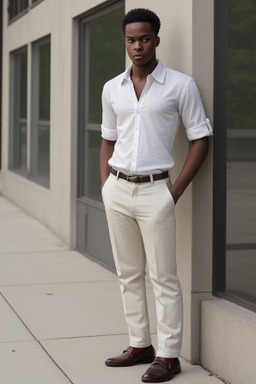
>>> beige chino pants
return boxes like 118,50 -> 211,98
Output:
102,173 -> 183,358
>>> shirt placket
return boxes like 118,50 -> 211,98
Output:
130,80 -> 150,174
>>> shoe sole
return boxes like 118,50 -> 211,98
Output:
105,356 -> 155,367
141,367 -> 181,382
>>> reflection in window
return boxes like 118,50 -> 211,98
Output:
87,131 -> 102,201
8,0 -> 28,22
10,48 -> 27,173
83,8 -> 125,201
226,0 -> 256,306
88,9 -> 125,124
31,38 -> 50,187
8,0 -> 44,22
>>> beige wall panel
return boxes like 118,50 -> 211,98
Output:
191,0 -> 214,292
202,300 -> 256,384
190,0 -> 214,362
2,172 -> 50,224
71,0 -> 103,18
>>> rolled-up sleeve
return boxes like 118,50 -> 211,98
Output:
186,118 -> 213,141
101,83 -> 118,141
179,78 -> 213,141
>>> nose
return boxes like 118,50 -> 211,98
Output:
134,40 -> 142,51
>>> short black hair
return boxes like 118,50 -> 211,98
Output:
122,8 -> 161,36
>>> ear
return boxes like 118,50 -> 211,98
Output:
155,36 -> 160,47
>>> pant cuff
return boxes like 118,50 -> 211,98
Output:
130,340 -> 152,348
156,350 -> 180,358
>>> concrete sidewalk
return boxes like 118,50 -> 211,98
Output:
0,193 -> 225,384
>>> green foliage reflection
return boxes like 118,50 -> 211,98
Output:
89,9 -> 125,124
227,0 -> 256,129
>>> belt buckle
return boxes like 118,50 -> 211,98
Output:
127,174 -> 138,182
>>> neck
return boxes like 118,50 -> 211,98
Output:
131,58 -> 158,80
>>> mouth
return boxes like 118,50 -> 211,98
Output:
133,55 -> 144,60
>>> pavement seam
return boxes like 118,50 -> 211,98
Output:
0,292 -> 38,340
0,248 -> 69,255
0,279 -> 118,288
36,333 -> 130,342
0,292 -> 75,384
37,340 -> 75,384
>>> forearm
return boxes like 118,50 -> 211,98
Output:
170,137 -> 209,203
100,138 -> 116,188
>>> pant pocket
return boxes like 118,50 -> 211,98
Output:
165,179 -> 175,206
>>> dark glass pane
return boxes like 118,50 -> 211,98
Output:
20,50 -> 27,119
88,9 -> 125,124
21,0 -> 28,10
31,39 -> 50,187
82,7 -> 125,201
86,130 -> 102,201
9,0 -> 18,19
37,123 -> 50,183
39,41 -> 50,120
226,0 -> 256,305
9,0 -> 28,20
13,49 -> 27,172
13,121 -> 27,171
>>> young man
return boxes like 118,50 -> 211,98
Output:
100,8 -> 212,383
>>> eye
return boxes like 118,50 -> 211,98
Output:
127,38 -> 134,43
142,37 -> 150,42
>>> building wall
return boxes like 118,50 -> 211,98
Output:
201,299 -> 256,384
3,1 -> 255,383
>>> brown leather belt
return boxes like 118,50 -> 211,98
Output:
110,168 -> 169,183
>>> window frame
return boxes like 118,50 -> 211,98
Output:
30,0 -> 44,7
213,0 -> 256,313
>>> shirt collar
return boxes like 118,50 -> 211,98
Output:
121,60 -> 166,85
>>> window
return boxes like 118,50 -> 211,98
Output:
226,0 -> 256,307
8,0 -> 44,23
8,0 -> 28,22
214,0 -> 256,311
9,36 -> 50,188
76,1 -> 124,268
31,37 -> 51,186
78,3 -> 125,202
9,47 -> 28,174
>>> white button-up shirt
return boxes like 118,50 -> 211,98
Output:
101,60 -> 213,175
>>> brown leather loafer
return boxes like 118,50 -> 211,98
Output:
105,345 -> 155,367
141,357 -> 181,382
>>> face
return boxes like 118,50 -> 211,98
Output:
124,22 -> 160,67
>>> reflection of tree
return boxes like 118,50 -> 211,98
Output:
89,9 -> 125,124
227,0 -> 256,129
39,42 -> 50,120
